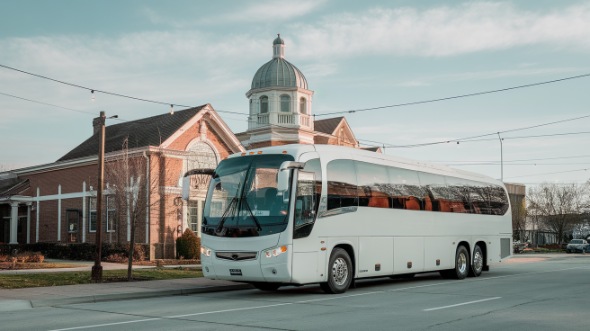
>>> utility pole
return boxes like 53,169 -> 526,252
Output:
497,132 -> 504,182
91,111 -> 106,282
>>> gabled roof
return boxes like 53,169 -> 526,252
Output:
0,176 -> 30,198
58,105 -> 207,162
314,116 -> 345,135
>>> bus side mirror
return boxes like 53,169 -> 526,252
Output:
277,168 -> 290,193
181,168 -> 215,201
277,161 -> 305,198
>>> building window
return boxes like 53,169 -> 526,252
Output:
188,201 -> 199,233
89,197 -> 97,232
106,196 -> 116,232
67,209 -> 80,233
260,96 -> 268,113
300,97 -> 307,114
187,141 -> 218,191
67,209 -> 80,243
280,95 -> 291,112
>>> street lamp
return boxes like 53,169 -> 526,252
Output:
91,111 -> 117,282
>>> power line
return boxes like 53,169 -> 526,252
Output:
426,154 -> 590,164
315,73 -> 590,117
364,114 -> 590,148
0,63 -> 192,108
0,63 -> 247,117
450,130 -> 590,143
3,63 -> 589,122
505,168 -> 589,180
0,91 -> 97,116
3,62 -> 590,175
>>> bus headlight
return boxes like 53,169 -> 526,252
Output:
264,245 -> 287,258
201,246 -> 212,257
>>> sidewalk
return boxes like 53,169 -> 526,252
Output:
0,260 -> 251,312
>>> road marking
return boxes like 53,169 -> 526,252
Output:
423,297 -> 501,312
48,266 -> 587,331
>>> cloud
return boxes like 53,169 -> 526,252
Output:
214,0 -> 327,23
290,2 -> 590,59
141,0 -> 327,27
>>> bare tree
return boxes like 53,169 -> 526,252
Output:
105,141 -> 180,280
104,141 -> 146,280
527,183 -> 590,244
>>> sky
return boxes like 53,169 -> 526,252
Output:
1,0 -> 589,187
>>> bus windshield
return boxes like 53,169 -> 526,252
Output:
202,154 -> 294,238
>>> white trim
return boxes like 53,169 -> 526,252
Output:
57,185 -> 61,242
26,203 -> 31,244
82,182 -> 87,243
36,187 -> 40,243
9,202 -> 18,244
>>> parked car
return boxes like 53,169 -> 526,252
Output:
565,239 -> 589,253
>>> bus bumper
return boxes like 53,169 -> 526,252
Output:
202,248 -> 292,283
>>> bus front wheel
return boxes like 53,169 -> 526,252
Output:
440,245 -> 470,280
320,248 -> 353,294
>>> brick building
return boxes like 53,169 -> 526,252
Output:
0,105 -> 243,258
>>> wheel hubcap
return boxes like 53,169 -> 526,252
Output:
458,253 -> 467,274
332,257 -> 349,286
473,251 -> 483,272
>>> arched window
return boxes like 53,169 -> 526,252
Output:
299,97 -> 307,114
280,95 -> 291,112
260,96 -> 268,113
187,141 -> 218,172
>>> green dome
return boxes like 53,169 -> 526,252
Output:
251,58 -> 308,89
251,35 -> 308,90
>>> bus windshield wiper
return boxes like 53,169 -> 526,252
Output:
242,197 -> 262,231
216,196 -> 238,234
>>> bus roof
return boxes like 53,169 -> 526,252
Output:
228,144 -> 503,186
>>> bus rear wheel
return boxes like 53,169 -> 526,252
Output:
469,245 -> 484,277
320,248 -> 353,294
440,245 -> 470,280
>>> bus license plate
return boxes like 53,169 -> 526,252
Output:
229,269 -> 242,276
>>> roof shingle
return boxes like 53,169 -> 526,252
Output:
314,117 -> 344,135
58,105 -> 206,161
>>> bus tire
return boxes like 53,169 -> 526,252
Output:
440,245 -> 470,280
469,245 -> 483,277
252,282 -> 281,291
320,248 -> 353,294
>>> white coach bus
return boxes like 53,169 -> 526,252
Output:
193,144 -> 512,294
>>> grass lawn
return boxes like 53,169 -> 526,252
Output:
0,268 -> 203,289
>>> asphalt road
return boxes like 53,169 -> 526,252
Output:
2,254 -> 589,331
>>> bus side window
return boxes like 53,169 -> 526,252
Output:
327,160 -> 358,210
387,167 -> 421,211
418,171 -> 446,212
356,161 -> 390,209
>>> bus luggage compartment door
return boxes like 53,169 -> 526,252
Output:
358,237 -> 393,277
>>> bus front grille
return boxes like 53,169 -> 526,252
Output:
216,251 -> 258,261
